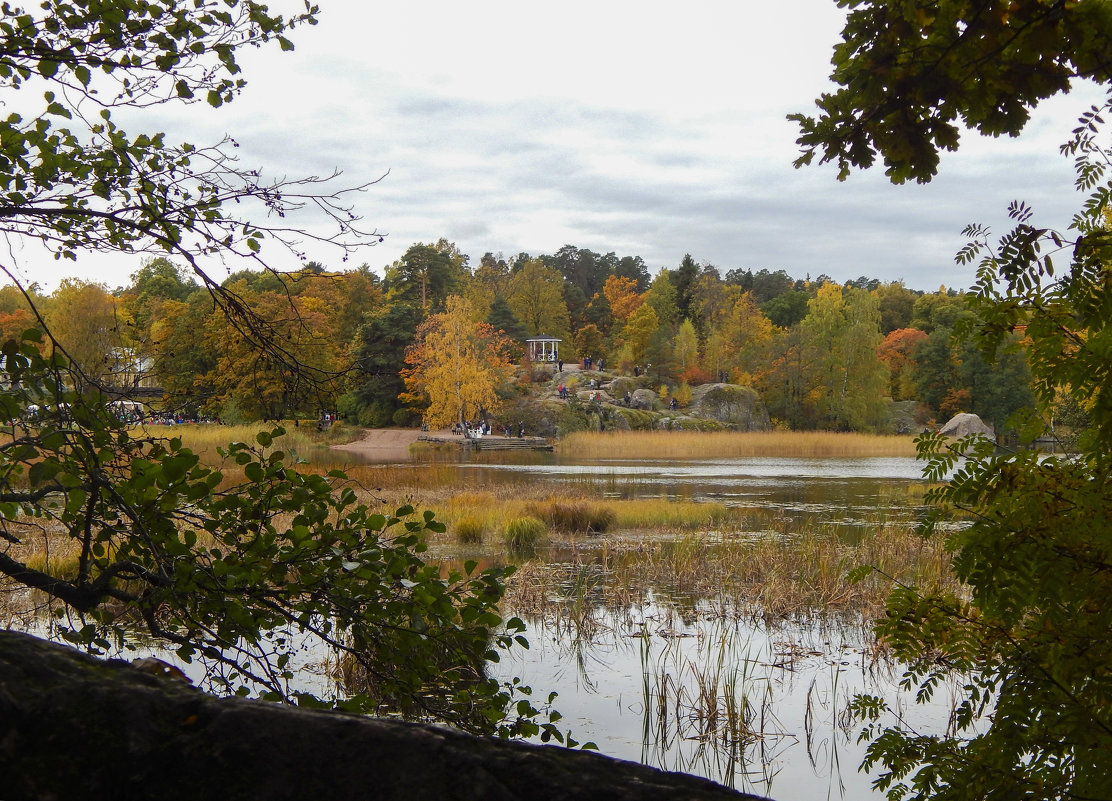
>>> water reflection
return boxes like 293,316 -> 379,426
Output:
343,448 -> 932,530
418,452 -> 944,799
22,447 -> 944,800
495,602 -> 960,801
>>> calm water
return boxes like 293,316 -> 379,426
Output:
494,605 -> 959,801
27,449 -> 948,800
348,448 -> 948,800
345,447 -> 931,530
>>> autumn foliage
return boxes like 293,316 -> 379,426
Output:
402,296 -> 514,430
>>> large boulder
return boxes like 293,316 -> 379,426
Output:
0,630 -> 771,801
630,388 -> 658,410
938,412 -> 996,442
887,399 -> 926,435
605,376 -> 639,398
689,384 -> 771,431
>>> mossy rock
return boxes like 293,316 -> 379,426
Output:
887,399 -> 929,434
611,407 -> 656,430
688,384 -> 770,431
653,415 -> 726,432
630,388 -> 658,410
606,376 -> 638,398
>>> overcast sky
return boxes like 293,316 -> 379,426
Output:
16,0 -> 1109,294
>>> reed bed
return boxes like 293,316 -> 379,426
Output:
146,421 -> 361,464
6,421 -> 948,646
425,494 -> 737,541
557,430 -> 917,460
505,518 -> 958,626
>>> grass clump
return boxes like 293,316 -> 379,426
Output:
525,500 -> 617,535
612,499 -> 730,530
502,516 -> 547,556
22,551 -> 81,582
454,516 -> 486,545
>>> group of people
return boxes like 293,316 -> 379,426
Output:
449,420 -> 526,438
451,419 -> 493,436
581,355 -> 605,372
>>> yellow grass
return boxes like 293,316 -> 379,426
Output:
3,420 -> 945,628
507,519 -> 959,623
141,420 -> 362,459
429,494 -> 735,536
557,430 -> 918,460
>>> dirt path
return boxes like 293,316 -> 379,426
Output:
330,428 -> 426,461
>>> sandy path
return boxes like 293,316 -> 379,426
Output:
330,428 -> 427,461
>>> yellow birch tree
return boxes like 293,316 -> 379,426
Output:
403,296 -> 514,432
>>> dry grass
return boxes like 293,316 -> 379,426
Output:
3,422 -> 947,634
422,495 -> 738,542
505,519 -> 958,625
148,421 -> 362,464
557,430 -> 918,460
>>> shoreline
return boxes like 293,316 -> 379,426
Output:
330,428 -> 426,461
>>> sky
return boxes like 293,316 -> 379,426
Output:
15,0 -> 1110,294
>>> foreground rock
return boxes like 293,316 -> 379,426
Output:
0,630 -> 773,801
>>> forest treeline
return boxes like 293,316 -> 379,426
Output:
5,239 -> 1053,435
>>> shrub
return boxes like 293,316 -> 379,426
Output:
675,381 -> 693,408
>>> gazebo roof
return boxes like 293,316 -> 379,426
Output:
524,333 -> 562,342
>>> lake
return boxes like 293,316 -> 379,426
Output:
17,444 -> 955,801
343,448 -> 953,800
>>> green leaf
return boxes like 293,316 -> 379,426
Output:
45,102 -> 71,119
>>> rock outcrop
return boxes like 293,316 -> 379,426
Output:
688,384 -> 771,431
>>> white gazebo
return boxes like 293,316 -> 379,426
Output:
525,334 -> 561,362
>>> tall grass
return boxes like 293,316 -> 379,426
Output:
506,518 -> 958,624
502,516 -> 547,557
558,430 -> 917,460
524,500 -> 616,535
143,421 -> 361,465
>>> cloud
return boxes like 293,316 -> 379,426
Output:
16,1 -> 1105,297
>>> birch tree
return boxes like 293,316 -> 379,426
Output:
403,297 -> 513,433
799,283 -> 888,430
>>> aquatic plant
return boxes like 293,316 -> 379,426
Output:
503,517 -> 547,557
558,430 -> 917,460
